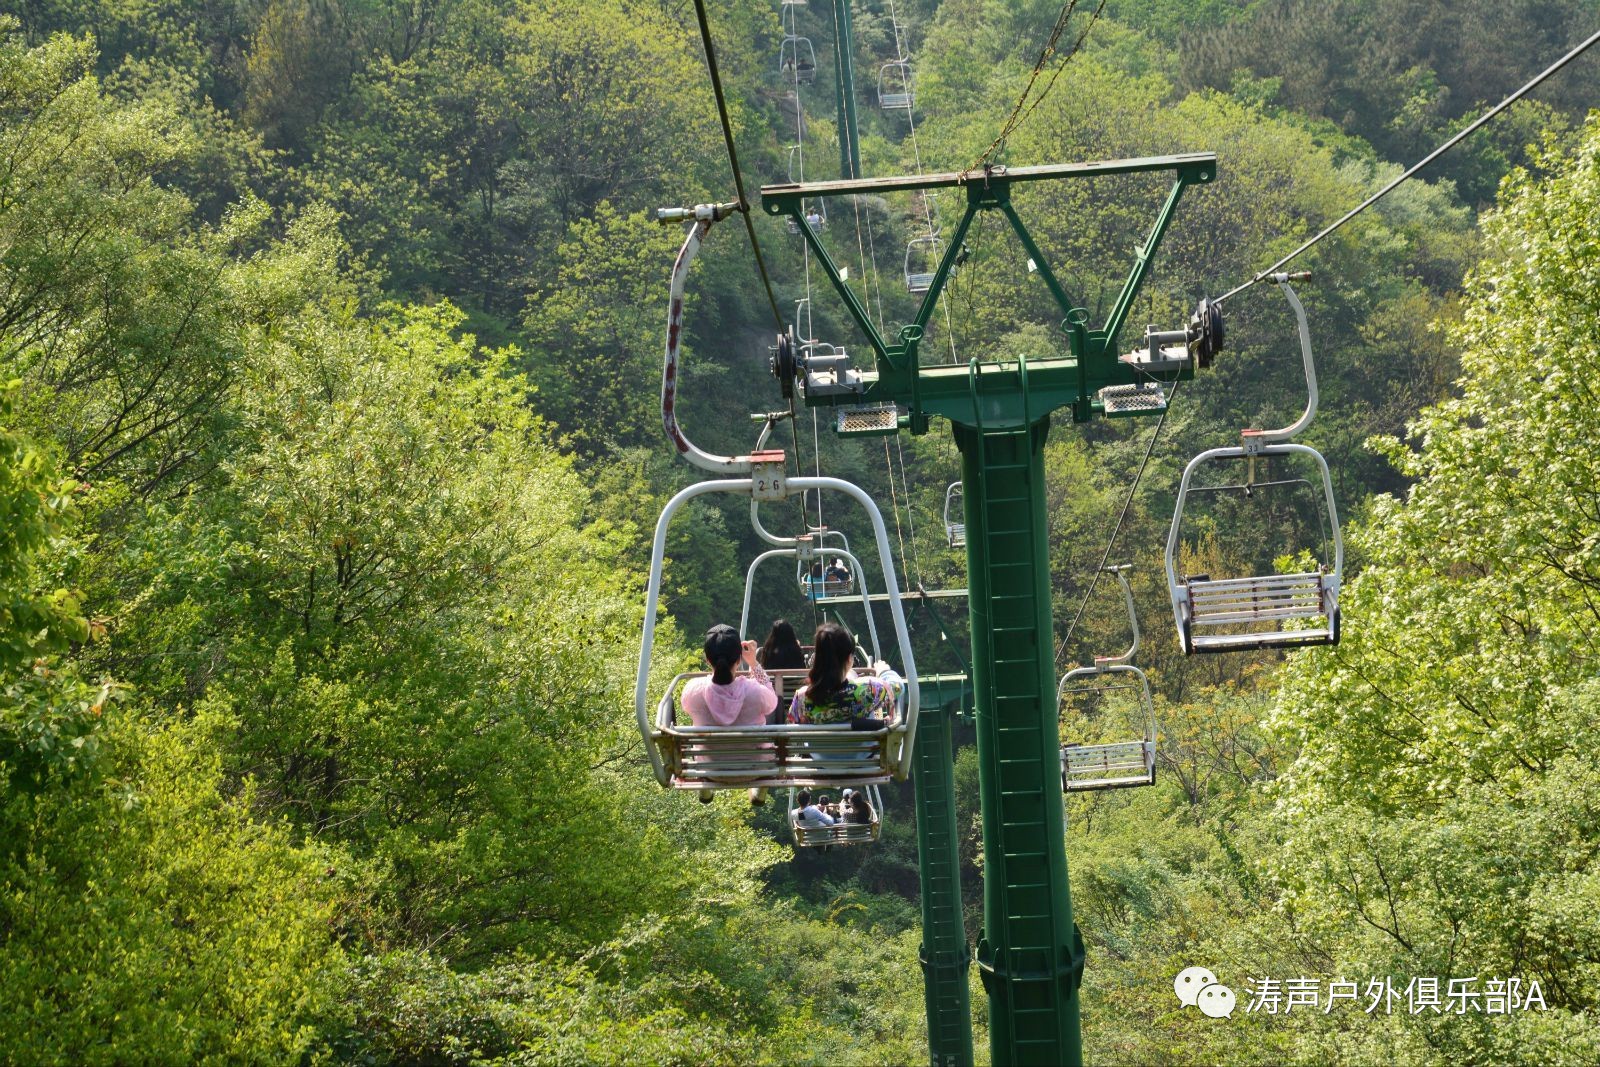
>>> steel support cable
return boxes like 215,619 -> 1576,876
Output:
690,0 -> 784,328
859,197 -> 889,334
782,6 -> 826,538
895,433 -> 924,586
963,0 -> 1107,177
1055,379 -> 1181,667
885,0 -> 960,364
883,438 -> 914,593
1214,24 -> 1600,306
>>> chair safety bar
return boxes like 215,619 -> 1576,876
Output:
636,477 -> 919,787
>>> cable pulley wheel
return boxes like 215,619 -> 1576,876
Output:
1189,297 -> 1224,368
771,329 -> 798,399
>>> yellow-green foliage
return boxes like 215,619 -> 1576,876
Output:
0,709 -> 345,1063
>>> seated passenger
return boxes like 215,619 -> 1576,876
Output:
794,789 -> 836,827
759,618 -> 807,670
825,558 -> 851,584
681,624 -> 777,728
759,618 -> 809,722
843,789 -> 875,825
787,622 -> 900,727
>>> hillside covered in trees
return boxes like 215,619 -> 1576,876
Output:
3,0 -> 1600,1062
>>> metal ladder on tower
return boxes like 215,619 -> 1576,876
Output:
965,361 -> 1077,1062
914,695 -> 972,1066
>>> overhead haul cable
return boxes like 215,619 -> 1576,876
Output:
1215,24 -> 1600,305
691,0 -> 784,329
1055,380 -> 1180,666
964,0 -> 1108,177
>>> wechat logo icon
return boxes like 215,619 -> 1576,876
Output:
1174,966 -> 1236,1019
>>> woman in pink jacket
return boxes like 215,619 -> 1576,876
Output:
682,624 -> 778,726
681,624 -> 778,804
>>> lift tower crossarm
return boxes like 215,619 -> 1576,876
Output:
762,153 -> 1216,431
762,153 -> 1216,197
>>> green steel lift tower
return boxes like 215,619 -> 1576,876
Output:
763,154 -> 1216,1066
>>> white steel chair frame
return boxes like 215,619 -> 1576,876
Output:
636,481 -> 919,791
1165,276 -> 1344,654
1057,567 -> 1157,792
877,60 -> 913,110
641,215 -> 918,791
943,481 -> 965,549
904,234 -> 942,294
778,35 -> 817,81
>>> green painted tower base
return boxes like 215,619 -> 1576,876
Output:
957,419 -> 1085,1067
913,700 -> 974,1067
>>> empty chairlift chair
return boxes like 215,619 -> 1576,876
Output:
943,482 -> 965,549
905,234 -> 942,294
1165,273 -> 1343,653
877,60 -> 913,110
788,784 -> 884,847
1058,566 -> 1158,792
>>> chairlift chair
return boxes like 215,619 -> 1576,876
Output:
905,234 -> 942,294
877,60 -> 914,110
943,482 -> 965,549
779,35 -> 817,84
800,557 -> 857,601
1058,566 -> 1157,791
637,208 -> 919,795
788,784 -> 884,847
1166,274 -> 1343,654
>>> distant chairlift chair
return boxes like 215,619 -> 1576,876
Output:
877,60 -> 913,110
905,233 -> 942,294
943,482 -> 965,549
1165,273 -> 1343,653
788,784 -> 884,847
779,35 -> 817,85
1059,565 -> 1158,791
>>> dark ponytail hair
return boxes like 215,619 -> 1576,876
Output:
806,622 -> 856,706
704,629 -> 741,685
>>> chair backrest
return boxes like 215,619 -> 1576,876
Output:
656,672 -> 898,788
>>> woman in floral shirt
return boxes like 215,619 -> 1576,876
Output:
787,622 -> 901,726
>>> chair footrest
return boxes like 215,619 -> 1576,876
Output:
836,403 -> 900,436
1098,383 -> 1167,417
